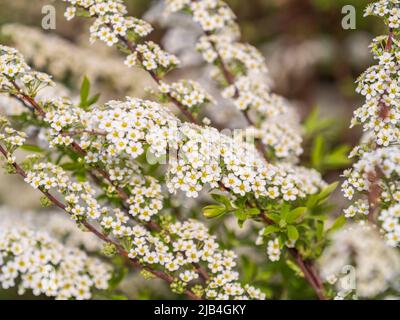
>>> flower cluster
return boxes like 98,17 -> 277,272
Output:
165,0 -> 236,32
0,45 -> 54,97
83,97 -> 324,200
157,80 -> 215,109
0,207 -> 103,252
0,118 -> 26,151
365,0 -> 400,28
1,23 -> 151,98
63,0 -> 153,45
379,203 -> 400,246
267,239 -> 281,262
125,41 -> 179,74
1,136 -> 266,299
126,219 -> 266,300
0,44 -> 268,298
258,111 -> 303,160
320,223 -> 400,298
164,0 -> 303,161
343,0 -> 400,249
0,226 -> 111,300
353,39 -> 400,146
342,147 -> 400,247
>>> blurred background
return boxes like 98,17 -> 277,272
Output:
1,0 -> 399,300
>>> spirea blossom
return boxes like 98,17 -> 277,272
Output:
320,224 -> 400,298
164,0 -> 303,161
343,0 -> 400,249
0,226 -> 111,299
83,97 -> 324,200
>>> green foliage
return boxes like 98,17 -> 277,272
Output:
78,76 -> 100,110
303,107 -> 351,173
19,144 -> 44,153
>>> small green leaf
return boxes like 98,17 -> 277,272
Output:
263,225 -> 280,236
211,193 -> 231,208
80,76 -> 90,104
108,266 -> 128,290
286,259 -> 304,277
311,135 -> 324,169
20,144 -> 43,153
306,181 -> 338,208
244,208 -> 260,216
317,182 -> 339,202
203,205 -> 226,219
287,225 -> 299,241
316,221 -> 324,241
87,93 -> 100,106
61,162 -> 82,171
286,207 -> 307,223
266,213 -> 281,224
327,215 -> 347,234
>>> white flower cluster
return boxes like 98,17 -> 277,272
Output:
344,0 -> 400,249
127,219 -> 265,300
165,0 -> 236,31
124,41 -> 179,73
0,119 -> 27,150
0,44 -> 268,298
267,238 -> 281,262
158,80 -> 215,109
83,97 -> 324,200
62,0 -> 214,114
354,44 -> 400,146
0,207 -> 102,252
5,145 -> 265,299
164,0 -> 303,161
366,0 -> 400,28
63,0 -> 153,44
379,203 -> 400,246
1,24 -> 151,98
0,45 -> 54,96
0,226 -> 111,300
342,146 -> 400,246
258,110 -> 303,160
24,162 -> 105,220
320,223 -> 400,298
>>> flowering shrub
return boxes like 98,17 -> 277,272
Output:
342,0 -> 400,248
0,0 -> 398,300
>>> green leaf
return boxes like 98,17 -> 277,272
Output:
266,213 -> 281,224
87,93 -> 100,106
108,266 -> 128,290
61,162 -> 82,171
287,225 -> 299,241
243,207 -> 260,216
263,225 -> 280,236
327,215 -> 347,234
211,193 -> 231,208
317,182 -> 339,202
306,181 -> 338,208
303,107 -> 336,137
323,145 -> 351,168
316,221 -> 324,241
20,144 -> 43,153
286,259 -> 304,277
203,205 -> 226,219
286,207 -> 307,223
80,76 -> 90,104
311,135 -> 324,169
